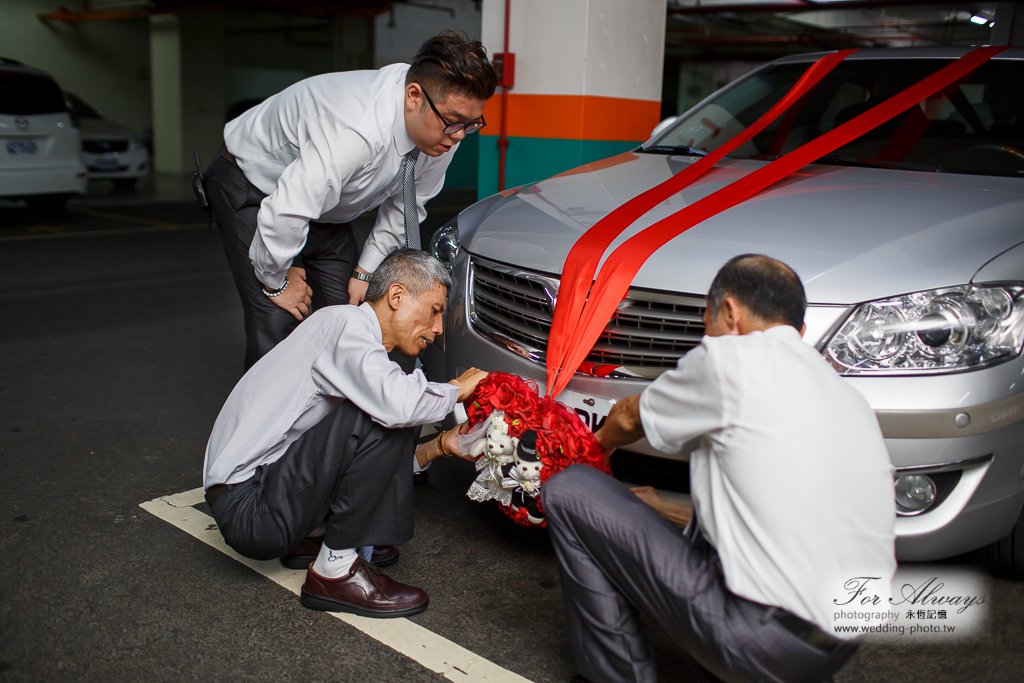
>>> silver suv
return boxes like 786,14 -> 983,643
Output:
0,58 -> 86,211
432,48 -> 1024,576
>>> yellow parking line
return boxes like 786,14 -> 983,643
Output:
0,223 -> 210,242
68,205 -> 177,226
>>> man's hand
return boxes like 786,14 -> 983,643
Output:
448,367 -> 488,402
347,267 -> 372,305
594,394 -> 644,455
267,267 -> 313,322
630,486 -> 693,528
445,428 -> 477,463
414,425 -> 476,468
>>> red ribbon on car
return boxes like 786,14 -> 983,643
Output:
545,46 -> 1007,399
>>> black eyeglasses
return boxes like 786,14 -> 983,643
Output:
418,85 -> 486,136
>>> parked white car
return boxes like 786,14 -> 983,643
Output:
0,58 -> 86,211
65,91 -> 149,190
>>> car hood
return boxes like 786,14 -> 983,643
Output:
79,118 -> 132,139
460,153 -> 1024,304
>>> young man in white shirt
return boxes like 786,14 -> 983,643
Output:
543,255 -> 897,683
203,249 -> 487,617
205,31 -> 497,369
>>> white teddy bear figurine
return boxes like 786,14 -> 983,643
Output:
469,413 -> 518,463
465,411 -> 521,505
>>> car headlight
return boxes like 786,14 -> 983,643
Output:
429,219 -> 460,272
132,135 -> 144,151
823,283 -> 1024,375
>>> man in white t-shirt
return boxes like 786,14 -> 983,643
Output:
544,254 -> 896,683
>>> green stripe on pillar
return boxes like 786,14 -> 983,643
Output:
442,134 -> 480,189
477,136 -> 642,200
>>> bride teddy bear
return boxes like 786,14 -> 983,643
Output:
464,411 -> 520,505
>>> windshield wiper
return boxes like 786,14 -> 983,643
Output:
812,155 -> 946,173
641,144 -> 708,157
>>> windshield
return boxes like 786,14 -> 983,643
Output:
651,58 -> 1024,178
0,71 -> 66,116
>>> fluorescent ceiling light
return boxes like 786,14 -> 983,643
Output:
970,15 -> 989,25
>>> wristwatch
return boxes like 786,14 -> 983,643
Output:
352,270 -> 372,282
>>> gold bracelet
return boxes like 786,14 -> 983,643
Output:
436,429 -> 452,457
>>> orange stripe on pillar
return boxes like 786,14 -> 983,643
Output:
481,94 -> 662,141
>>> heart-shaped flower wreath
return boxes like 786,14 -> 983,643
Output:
460,372 -> 611,527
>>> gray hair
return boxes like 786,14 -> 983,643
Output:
365,248 -> 452,303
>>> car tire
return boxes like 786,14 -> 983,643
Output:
113,178 -> 137,191
985,502 -> 1024,579
24,193 -> 69,215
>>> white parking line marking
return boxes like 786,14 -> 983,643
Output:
140,488 -> 533,683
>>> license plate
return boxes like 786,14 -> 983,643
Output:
555,389 -> 614,432
94,155 -> 119,170
6,140 -> 37,155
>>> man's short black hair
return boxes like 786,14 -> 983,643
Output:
406,30 -> 498,102
707,254 -> 806,330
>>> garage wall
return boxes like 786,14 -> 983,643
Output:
374,0 -> 482,68
0,0 -> 151,133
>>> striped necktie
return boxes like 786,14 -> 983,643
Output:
403,148 -> 421,249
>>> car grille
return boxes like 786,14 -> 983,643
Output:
83,139 -> 128,153
469,258 -> 706,377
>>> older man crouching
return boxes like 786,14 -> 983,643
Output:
544,254 -> 896,683
202,248 -> 486,617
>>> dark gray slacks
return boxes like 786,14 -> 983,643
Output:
210,399 -> 416,559
204,154 -> 359,370
543,466 -> 858,683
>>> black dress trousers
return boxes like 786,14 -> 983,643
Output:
209,399 -> 416,558
205,154 -> 359,370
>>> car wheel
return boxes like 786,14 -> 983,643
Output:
24,193 -> 69,215
985,502 -> 1024,579
113,178 -> 137,191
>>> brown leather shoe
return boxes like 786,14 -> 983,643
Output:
370,544 -> 400,567
281,538 -> 401,570
300,558 -> 429,617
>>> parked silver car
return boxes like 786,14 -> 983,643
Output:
433,48 -> 1024,575
64,92 -> 150,190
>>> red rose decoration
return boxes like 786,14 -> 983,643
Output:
462,372 -> 611,527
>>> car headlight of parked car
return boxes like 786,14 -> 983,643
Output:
132,135 -> 145,151
824,284 -> 1024,375
429,219 -> 460,272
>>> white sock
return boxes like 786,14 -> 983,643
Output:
312,544 -> 357,578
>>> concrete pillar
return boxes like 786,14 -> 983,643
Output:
334,15 -> 374,72
477,0 -> 666,198
149,12 -> 225,174
150,15 -> 183,174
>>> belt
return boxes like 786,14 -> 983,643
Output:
205,483 -> 229,506
771,608 -> 844,653
219,144 -> 237,165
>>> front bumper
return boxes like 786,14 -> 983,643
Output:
82,148 -> 149,180
444,249 -> 1024,562
0,163 -> 87,197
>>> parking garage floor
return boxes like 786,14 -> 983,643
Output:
1,183 -> 1023,683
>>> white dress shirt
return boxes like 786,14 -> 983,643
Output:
639,325 -> 896,636
224,64 -> 457,289
203,302 -> 459,488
